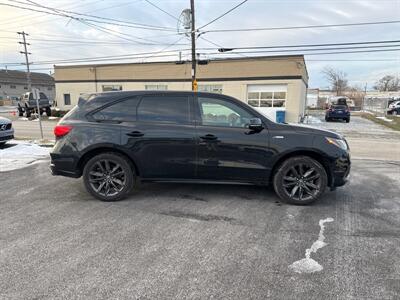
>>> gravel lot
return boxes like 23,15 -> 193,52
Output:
1,109 -> 399,299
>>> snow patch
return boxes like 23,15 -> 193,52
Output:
0,141 -> 50,172
48,116 -> 59,120
303,115 -> 322,124
18,117 -> 29,121
376,116 -> 393,122
289,217 -> 334,274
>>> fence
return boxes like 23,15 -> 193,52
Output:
363,97 -> 390,116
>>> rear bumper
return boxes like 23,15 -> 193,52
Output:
50,154 -> 81,178
326,113 -> 350,119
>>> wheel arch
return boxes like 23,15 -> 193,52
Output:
77,146 -> 140,178
269,150 -> 333,186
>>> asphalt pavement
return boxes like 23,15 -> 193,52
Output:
0,159 -> 399,299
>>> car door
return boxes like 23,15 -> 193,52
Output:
119,93 -> 197,180
194,95 -> 273,183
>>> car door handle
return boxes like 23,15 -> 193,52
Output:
200,134 -> 218,140
126,131 -> 144,137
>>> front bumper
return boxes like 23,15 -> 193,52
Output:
0,128 -> 14,142
329,152 -> 351,189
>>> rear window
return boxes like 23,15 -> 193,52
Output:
137,95 -> 190,124
92,97 -> 139,122
332,105 -> 347,109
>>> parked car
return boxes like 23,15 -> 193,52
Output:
18,91 -> 52,117
50,91 -> 351,205
0,116 -> 14,146
325,105 -> 350,122
388,100 -> 400,115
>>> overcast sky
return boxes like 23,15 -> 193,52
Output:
0,0 -> 399,89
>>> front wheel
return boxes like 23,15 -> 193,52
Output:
273,156 -> 328,205
83,152 -> 135,201
45,107 -> 51,116
345,118 -> 350,123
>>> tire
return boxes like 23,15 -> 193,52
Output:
25,109 -> 31,118
273,156 -> 328,205
345,118 -> 350,123
0,142 -> 5,147
46,107 -> 51,117
325,116 -> 330,122
18,108 -> 23,117
83,152 -> 134,201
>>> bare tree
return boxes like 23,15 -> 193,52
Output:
322,66 -> 348,95
374,75 -> 400,91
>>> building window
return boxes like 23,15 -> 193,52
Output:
247,85 -> 287,108
64,94 -> 71,105
102,85 -> 122,92
24,86 -> 28,90
10,85 -> 16,89
145,84 -> 168,91
47,87 -> 52,91
198,84 -> 223,94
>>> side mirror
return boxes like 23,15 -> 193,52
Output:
247,118 -> 263,131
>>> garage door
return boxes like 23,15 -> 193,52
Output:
247,84 -> 287,108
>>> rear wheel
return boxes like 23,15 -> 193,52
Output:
25,108 -> 31,118
46,107 -> 51,116
325,116 -> 330,122
83,152 -> 134,201
345,117 -> 350,123
17,106 -> 23,116
273,156 -> 328,205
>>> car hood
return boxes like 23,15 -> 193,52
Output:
288,123 -> 343,139
0,116 -> 11,125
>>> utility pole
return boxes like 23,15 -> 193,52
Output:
190,0 -> 197,91
18,31 -> 44,140
18,31 -> 31,90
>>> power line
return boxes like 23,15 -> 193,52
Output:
1,48 -> 192,65
216,39 -> 400,51
201,48 -> 400,57
200,20 -> 400,33
210,44 -> 400,55
7,0 -> 174,31
198,0 -> 248,30
0,1 -> 176,33
143,0 -> 180,22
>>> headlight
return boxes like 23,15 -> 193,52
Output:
325,137 -> 348,150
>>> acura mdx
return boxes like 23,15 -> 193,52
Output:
50,91 -> 350,204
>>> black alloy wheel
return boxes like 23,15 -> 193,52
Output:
273,156 -> 327,204
83,152 -> 134,201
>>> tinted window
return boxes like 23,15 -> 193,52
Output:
332,105 -> 347,109
92,97 -> 139,122
137,95 -> 190,124
198,97 -> 254,128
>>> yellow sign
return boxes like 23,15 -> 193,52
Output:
192,79 -> 198,91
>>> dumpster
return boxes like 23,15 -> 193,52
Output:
276,110 -> 285,123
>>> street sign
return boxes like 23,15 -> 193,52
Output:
32,88 -> 40,100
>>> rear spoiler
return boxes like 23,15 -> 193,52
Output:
78,93 -> 98,107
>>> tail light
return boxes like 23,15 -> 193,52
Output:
54,125 -> 72,138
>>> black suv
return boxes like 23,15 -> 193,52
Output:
50,91 -> 350,205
